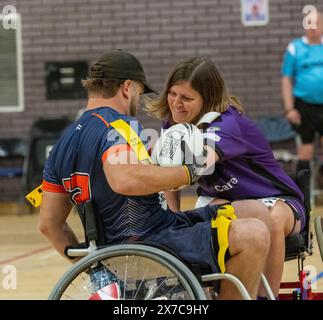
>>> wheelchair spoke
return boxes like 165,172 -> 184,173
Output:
132,267 -> 148,300
123,258 -> 128,299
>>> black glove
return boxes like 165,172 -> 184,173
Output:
181,140 -> 207,185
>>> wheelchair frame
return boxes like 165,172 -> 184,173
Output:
49,243 -> 208,300
49,169 -> 323,300
50,242 -> 278,300
49,202 -> 275,300
279,216 -> 323,300
278,170 -> 323,300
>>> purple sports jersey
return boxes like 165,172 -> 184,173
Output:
198,107 -> 303,200
43,107 -> 176,244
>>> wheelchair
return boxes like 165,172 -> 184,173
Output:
279,169 -> 323,300
48,203 -> 274,300
49,170 -> 322,300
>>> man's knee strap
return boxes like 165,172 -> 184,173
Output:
211,214 -> 233,273
217,204 -> 237,220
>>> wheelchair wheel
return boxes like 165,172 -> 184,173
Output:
49,244 -> 207,300
314,216 -> 323,261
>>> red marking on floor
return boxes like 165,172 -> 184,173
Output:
0,245 -> 52,265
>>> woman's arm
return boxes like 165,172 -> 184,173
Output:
281,76 -> 301,125
164,190 -> 181,212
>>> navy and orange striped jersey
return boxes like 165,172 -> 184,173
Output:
42,106 -> 176,244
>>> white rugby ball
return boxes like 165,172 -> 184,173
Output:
151,123 -> 204,167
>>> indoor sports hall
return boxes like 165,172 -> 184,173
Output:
0,0 -> 322,300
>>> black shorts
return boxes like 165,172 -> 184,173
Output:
145,205 -> 232,274
293,98 -> 323,144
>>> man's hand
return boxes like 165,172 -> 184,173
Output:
285,108 -> 301,125
181,140 -> 207,185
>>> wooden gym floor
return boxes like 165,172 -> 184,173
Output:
0,197 -> 322,300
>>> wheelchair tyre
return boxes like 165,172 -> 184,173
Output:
49,244 -> 207,300
314,216 -> 323,262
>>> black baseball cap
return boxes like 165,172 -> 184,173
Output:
90,49 -> 158,94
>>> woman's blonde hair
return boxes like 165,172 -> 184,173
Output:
146,57 -> 244,124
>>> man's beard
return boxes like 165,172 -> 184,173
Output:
129,95 -> 140,117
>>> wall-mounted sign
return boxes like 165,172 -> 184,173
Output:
241,0 -> 269,26
45,61 -> 88,100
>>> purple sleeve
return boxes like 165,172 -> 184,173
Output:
203,116 -> 247,161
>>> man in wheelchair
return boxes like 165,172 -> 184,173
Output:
39,50 -> 270,300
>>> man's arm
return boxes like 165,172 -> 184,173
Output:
39,191 -> 79,261
281,76 -> 301,125
104,160 -> 189,195
104,144 -> 220,196
281,76 -> 294,112
102,148 -> 188,195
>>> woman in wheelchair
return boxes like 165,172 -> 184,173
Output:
147,56 -> 307,297
39,50 -> 270,300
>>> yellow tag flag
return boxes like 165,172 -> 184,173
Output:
25,184 -> 43,207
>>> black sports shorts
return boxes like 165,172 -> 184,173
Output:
145,205 -> 233,274
293,98 -> 323,144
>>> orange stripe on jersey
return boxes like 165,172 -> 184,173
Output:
42,180 -> 67,193
101,144 -> 131,164
92,113 -> 110,128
